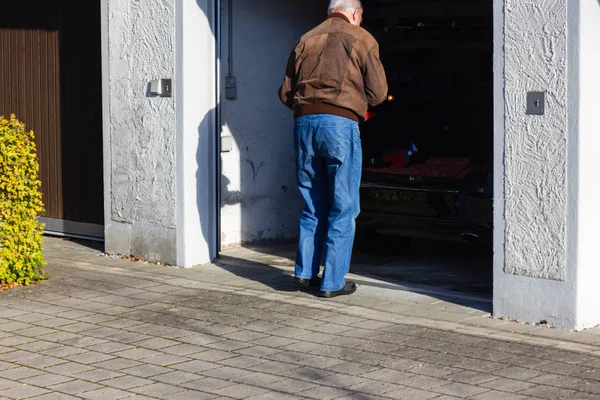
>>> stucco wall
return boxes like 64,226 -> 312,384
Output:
220,0 -> 325,246
103,0 -> 177,263
503,0 -> 568,281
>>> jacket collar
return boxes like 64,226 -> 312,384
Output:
327,12 -> 351,24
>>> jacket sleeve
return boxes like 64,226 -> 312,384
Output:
363,42 -> 388,107
278,48 -> 297,110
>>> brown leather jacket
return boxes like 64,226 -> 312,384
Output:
278,13 -> 388,123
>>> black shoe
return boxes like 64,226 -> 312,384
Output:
293,276 -> 321,288
320,282 -> 357,298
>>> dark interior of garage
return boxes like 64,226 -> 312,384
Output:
352,0 -> 494,297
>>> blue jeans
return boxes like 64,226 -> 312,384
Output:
294,114 -> 362,292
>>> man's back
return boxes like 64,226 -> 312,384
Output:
279,13 -> 388,123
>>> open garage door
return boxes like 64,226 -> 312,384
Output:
219,0 -> 494,300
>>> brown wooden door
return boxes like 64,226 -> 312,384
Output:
0,1 -> 104,233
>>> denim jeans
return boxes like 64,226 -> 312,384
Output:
294,114 -> 362,292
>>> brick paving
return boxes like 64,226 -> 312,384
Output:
0,238 -> 598,399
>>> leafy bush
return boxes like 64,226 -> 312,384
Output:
0,115 -> 46,286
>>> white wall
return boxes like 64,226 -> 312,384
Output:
219,0 -> 325,247
102,0 -> 178,263
576,0 -> 600,330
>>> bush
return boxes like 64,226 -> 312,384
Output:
0,115 -> 46,286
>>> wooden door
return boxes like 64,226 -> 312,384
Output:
0,0 -> 104,236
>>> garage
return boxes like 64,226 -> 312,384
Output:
219,0 -> 493,299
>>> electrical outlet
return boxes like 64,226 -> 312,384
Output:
225,76 -> 237,100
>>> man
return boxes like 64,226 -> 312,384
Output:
278,0 -> 388,298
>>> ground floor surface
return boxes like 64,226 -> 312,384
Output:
0,238 -> 599,399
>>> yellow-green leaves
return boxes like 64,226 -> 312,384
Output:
0,115 -> 47,287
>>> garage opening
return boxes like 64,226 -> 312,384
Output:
353,0 -> 494,297
218,0 -> 493,301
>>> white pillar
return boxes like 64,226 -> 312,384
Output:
175,0 -> 218,267
575,0 -> 600,330
493,0 -> 579,330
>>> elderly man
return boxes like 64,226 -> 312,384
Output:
279,0 -> 388,298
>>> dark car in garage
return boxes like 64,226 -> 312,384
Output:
356,4 -> 494,251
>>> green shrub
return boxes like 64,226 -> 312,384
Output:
0,114 -> 46,286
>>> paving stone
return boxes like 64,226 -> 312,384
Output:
84,342 -> 134,354
201,366 -> 253,380
217,355 -> 266,369
468,391 -> 532,400
80,387 -> 132,399
444,370 -> 499,385
18,355 -> 65,369
59,323 -> 98,334
130,382 -> 187,397
142,354 -> 193,367
154,359 -> 206,373
385,386 -> 441,400
152,371 -> 202,385
91,358 -> 141,371
134,338 -> 180,350
49,379 -> 102,394
519,385 -> 578,399
349,379 -> 404,395
0,377 -> 21,390
432,382 -> 490,398
28,393 -> 81,400
21,373 -> 74,386
493,366 -> 545,380
297,385 -> 355,399
0,367 -> 46,380
245,392 -> 305,400
480,377 -> 538,392
101,375 -> 154,389
262,378 -> 319,394
0,385 -> 49,399
211,383 -> 272,399
181,377 -> 236,392
113,364 -> 169,379
71,369 -> 124,382
252,337 -> 299,348
40,346 -> 87,358
162,344 -> 208,357
64,351 -> 115,365
223,330 -> 268,343
539,361 -> 594,377
231,372 -> 285,386
361,368 -> 413,383
408,362 -> 463,378
112,348 -> 163,361
396,374 -> 451,390
42,363 -> 96,379
163,389 -> 217,400
251,361 -> 299,375
203,340 -> 250,352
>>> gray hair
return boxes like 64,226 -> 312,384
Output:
328,0 -> 363,14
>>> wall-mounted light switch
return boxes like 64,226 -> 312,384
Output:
149,79 -> 172,98
526,92 -> 545,115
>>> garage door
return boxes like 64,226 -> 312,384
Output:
0,0 -> 104,238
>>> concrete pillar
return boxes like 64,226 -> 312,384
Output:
175,0 -> 218,267
101,0 -> 178,264
494,0 -> 600,331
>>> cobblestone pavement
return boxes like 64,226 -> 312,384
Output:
0,238 -> 599,399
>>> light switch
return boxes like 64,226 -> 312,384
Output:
149,79 -> 172,98
526,92 -> 545,115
